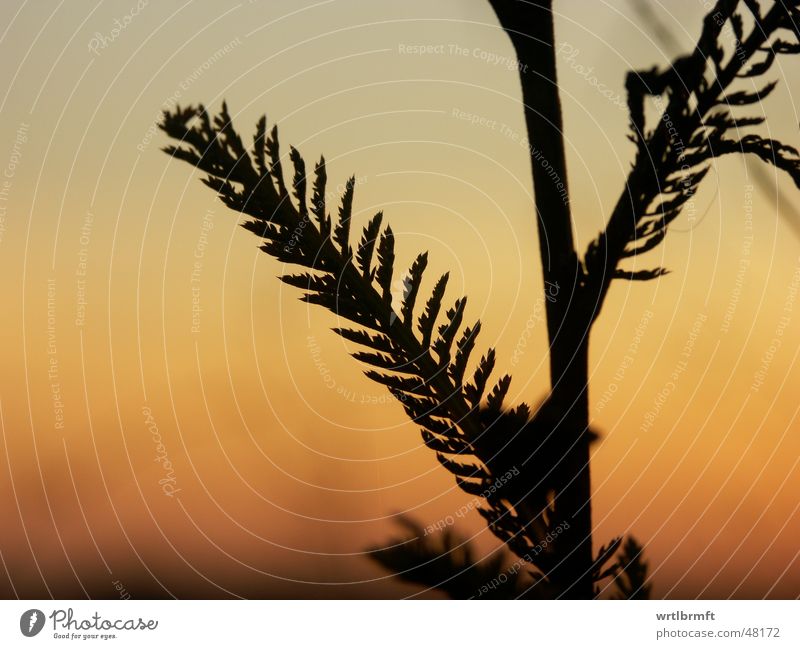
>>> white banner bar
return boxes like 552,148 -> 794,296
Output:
1,600 -> 796,648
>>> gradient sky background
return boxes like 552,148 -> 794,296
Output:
0,0 -> 799,599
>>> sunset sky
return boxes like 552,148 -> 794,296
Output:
0,0 -> 798,598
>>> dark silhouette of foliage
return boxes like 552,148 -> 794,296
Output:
367,516 -> 532,599
160,102 -> 603,595
370,512 -> 623,599
629,0 -> 800,240
160,0 -> 800,598
586,0 -> 800,303
611,537 -> 652,600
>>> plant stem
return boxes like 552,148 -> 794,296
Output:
489,0 -> 595,599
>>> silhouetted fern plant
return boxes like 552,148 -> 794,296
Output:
160,0 -> 800,598
160,102 -> 605,592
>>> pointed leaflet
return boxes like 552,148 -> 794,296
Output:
214,101 -> 249,163
436,453 -> 489,480
332,327 -> 395,354
266,125 -> 288,198
311,156 -> 330,239
288,147 -> 308,218
729,12 -> 743,44
702,110 -> 765,132
241,218 -> 281,241
375,226 -> 395,305
352,350 -> 404,372
301,293 -> 379,330
457,477 -> 489,497
397,394 -> 445,421
432,298 -> 466,365
356,212 -> 383,278
159,104 -> 206,156
400,252 -> 428,325
364,371 -> 431,396
721,79 -> 778,106
253,115 -> 267,177
613,537 -> 652,599
612,268 -> 670,281
421,428 -> 468,454
279,272 -> 333,293
592,537 -> 623,582
418,273 -> 449,348
450,321 -> 481,386
773,40 -> 800,56
622,228 -> 668,258
509,402 -> 531,424
485,375 -> 512,414
333,176 -> 356,255
464,349 -> 496,407
741,47 -> 776,78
